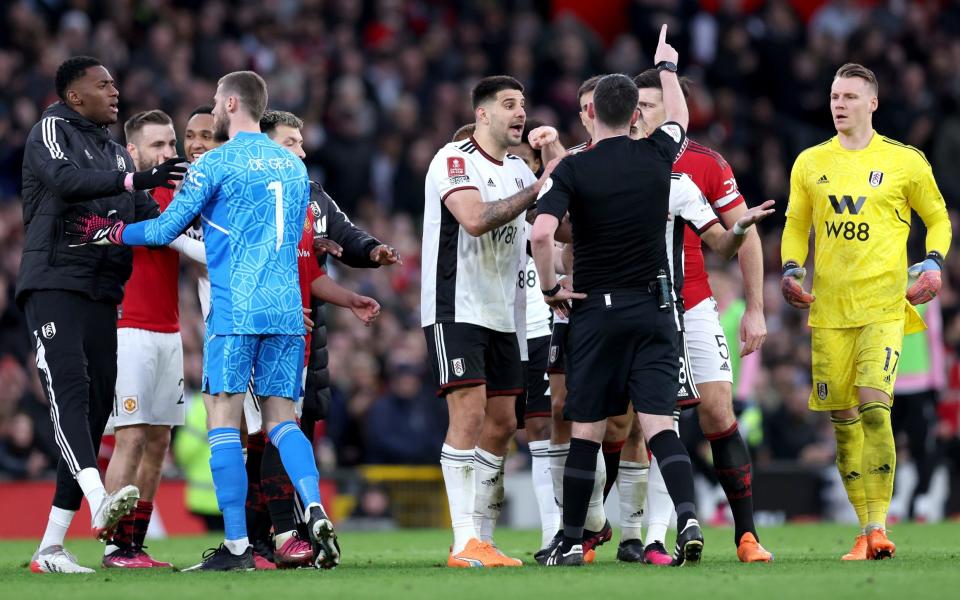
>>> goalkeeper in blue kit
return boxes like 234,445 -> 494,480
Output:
65,71 -> 340,571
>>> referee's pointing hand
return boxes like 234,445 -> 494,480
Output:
654,24 -> 678,65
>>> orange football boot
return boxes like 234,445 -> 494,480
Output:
841,535 -> 869,561
736,532 -> 773,563
867,529 -> 896,560
448,539 -> 521,568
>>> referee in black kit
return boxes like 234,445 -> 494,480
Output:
531,27 -> 704,567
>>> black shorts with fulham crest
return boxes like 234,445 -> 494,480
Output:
546,322 -> 568,375
517,334 -> 552,428
424,322 -> 524,398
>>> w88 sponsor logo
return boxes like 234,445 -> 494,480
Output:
491,224 -> 518,245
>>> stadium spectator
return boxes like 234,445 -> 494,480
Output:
365,362 -> 448,465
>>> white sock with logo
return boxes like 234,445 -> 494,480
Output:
38,506 -> 75,552
440,444 -> 478,554
548,443 -> 570,509
529,440 -> 561,548
618,461 -> 650,542
584,448 -> 607,533
473,448 -> 505,544
644,455 -> 674,545
77,467 -> 107,524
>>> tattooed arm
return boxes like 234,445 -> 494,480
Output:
445,158 -> 560,237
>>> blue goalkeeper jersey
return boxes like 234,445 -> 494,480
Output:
122,131 -> 310,335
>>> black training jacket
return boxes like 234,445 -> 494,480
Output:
16,102 -> 159,307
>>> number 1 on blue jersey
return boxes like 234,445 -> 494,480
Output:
268,180 -> 284,251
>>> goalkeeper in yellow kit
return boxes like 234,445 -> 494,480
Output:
781,63 -> 951,561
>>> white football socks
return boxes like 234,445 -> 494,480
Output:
473,448 -> 505,544
618,461 -> 649,542
76,467 -> 106,525
584,448 -> 607,533
38,506 -> 75,551
529,440 -> 561,548
548,443 -> 570,509
644,455 -> 672,545
224,537 -> 250,555
440,444 -> 478,554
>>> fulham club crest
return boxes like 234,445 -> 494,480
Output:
817,382 -> 828,400
869,171 -> 884,187
451,358 -> 465,377
549,345 -> 558,365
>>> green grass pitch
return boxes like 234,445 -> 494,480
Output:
3,523 -> 959,600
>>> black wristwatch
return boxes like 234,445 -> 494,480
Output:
656,61 -> 678,73
542,283 -> 562,297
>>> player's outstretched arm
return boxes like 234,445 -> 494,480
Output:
700,200 -> 776,260
67,159 -> 211,247
310,275 -> 381,326
716,201 -> 766,356
446,157 -> 561,237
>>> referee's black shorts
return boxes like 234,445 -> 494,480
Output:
564,290 -> 679,422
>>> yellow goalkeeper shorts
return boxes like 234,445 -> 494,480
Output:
809,320 -> 905,411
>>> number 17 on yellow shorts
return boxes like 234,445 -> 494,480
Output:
809,320 -> 905,412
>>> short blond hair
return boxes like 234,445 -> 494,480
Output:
835,63 -> 878,96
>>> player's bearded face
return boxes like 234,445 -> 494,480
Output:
487,90 -> 526,147
212,90 -> 231,142
133,124 -> 177,171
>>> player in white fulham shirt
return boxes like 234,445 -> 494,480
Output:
423,76 -> 557,568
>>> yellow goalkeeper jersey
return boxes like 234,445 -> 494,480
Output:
781,131 -> 951,330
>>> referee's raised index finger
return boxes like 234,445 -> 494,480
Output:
659,24 -> 668,45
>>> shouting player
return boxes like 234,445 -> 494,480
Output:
66,71 -> 340,571
632,68 -> 772,564
423,75 -> 556,567
452,120 -> 565,555
780,63 -> 951,560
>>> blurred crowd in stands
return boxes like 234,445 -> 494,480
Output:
2,0 -> 960,518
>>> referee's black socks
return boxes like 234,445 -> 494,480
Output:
706,423 -> 757,545
647,430 -> 698,531
561,437 -> 601,549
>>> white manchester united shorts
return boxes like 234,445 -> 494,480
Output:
685,297 -> 734,386
107,328 -> 185,432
